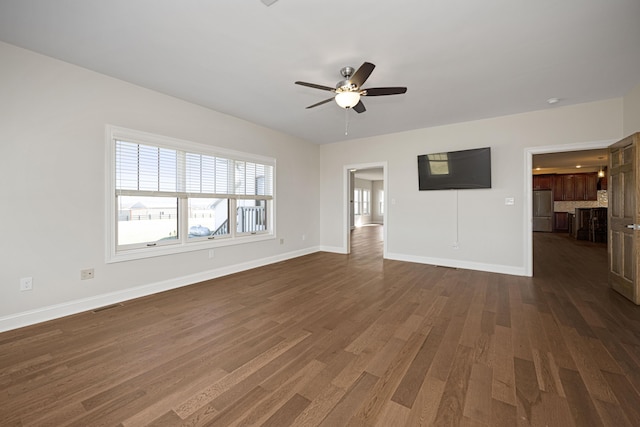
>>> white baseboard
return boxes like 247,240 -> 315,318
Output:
0,246 -> 321,333
319,245 -> 348,254
385,252 -> 527,277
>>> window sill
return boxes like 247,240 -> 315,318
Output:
106,233 -> 275,263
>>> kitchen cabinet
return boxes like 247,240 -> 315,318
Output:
552,175 -> 564,201
585,173 -> 598,200
551,173 -> 598,201
533,174 -> 552,190
553,212 -> 569,232
575,207 -> 607,242
598,174 -> 607,190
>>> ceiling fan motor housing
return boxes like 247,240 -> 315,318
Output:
340,66 -> 355,78
336,79 -> 357,92
337,66 -> 358,92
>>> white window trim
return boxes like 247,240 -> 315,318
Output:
105,125 -> 276,263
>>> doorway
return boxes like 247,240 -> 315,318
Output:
343,162 -> 388,256
525,139 -> 616,276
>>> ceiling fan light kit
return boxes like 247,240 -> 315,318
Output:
335,91 -> 361,108
295,62 -> 407,113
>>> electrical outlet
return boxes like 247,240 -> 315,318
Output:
280,238 -> 284,245
20,277 -> 33,291
81,268 -> 95,280
208,249 -> 215,259
302,234 -> 306,241
452,242 -> 460,250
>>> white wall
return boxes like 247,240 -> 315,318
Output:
320,99 -> 624,275
623,82 -> 640,136
0,42 -> 320,330
371,180 -> 384,224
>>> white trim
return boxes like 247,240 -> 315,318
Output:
319,245 -> 348,254
523,139 -> 616,277
105,124 -> 277,263
0,246 -> 320,333
386,252 -> 527,277
343,162 -> 388,256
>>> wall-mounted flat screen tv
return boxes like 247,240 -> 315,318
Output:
417,147 -> 491,190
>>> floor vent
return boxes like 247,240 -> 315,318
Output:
92,303 -> 123,313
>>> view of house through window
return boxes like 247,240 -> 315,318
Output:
109,126 -> 274,261
117,195 -> 178,245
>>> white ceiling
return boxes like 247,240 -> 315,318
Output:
1,1 -> 639,145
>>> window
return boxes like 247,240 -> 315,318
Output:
379,190 -> 384,215
354,188 -> 370,216
107,126 -> 275,262
362,189 -> 370,215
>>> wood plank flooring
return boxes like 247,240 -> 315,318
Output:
1,226 -> 640,426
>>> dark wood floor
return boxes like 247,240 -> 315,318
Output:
1,226 -> 640,426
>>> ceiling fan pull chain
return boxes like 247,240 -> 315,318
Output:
345,108 -> 350,135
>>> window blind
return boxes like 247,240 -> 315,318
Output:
115,140 -> 273,197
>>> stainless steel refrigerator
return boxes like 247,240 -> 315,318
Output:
533,189 -> 553,232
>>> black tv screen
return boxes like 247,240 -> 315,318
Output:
418,147 -> 491,190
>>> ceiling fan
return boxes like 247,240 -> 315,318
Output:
295,62 -> 407,113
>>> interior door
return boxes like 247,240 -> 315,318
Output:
608,132 -> 640,304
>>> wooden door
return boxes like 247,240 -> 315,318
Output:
608,133 -> 640,304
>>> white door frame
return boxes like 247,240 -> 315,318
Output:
524,139 -> 616,276
343,162 -> 388,255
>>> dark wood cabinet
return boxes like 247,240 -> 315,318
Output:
533,174 -> 552,190
554,212 -> 569,232
573,174 -> 586,201
585,173 -> 598,200
575,207 -> 607,242
599,174 -> 607,190
552,175 -> 564,201
547,173 -> 598,201
559,175 -> 577,200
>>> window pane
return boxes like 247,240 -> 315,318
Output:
188,198 -> 229,238
237,199 -> 267,233
117,196 -> 178,246
115,141 -> 177,191
363,190 -> 370,215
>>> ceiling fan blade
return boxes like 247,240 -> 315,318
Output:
306,97 -> 335,109
362,87 -> 407,96
353,100 -> 366,113
350,62 -> 375,88
295,81 -> 336,92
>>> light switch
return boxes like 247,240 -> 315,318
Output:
505,197 -> 515,206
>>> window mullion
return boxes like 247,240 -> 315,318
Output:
229,198 -> 237,238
